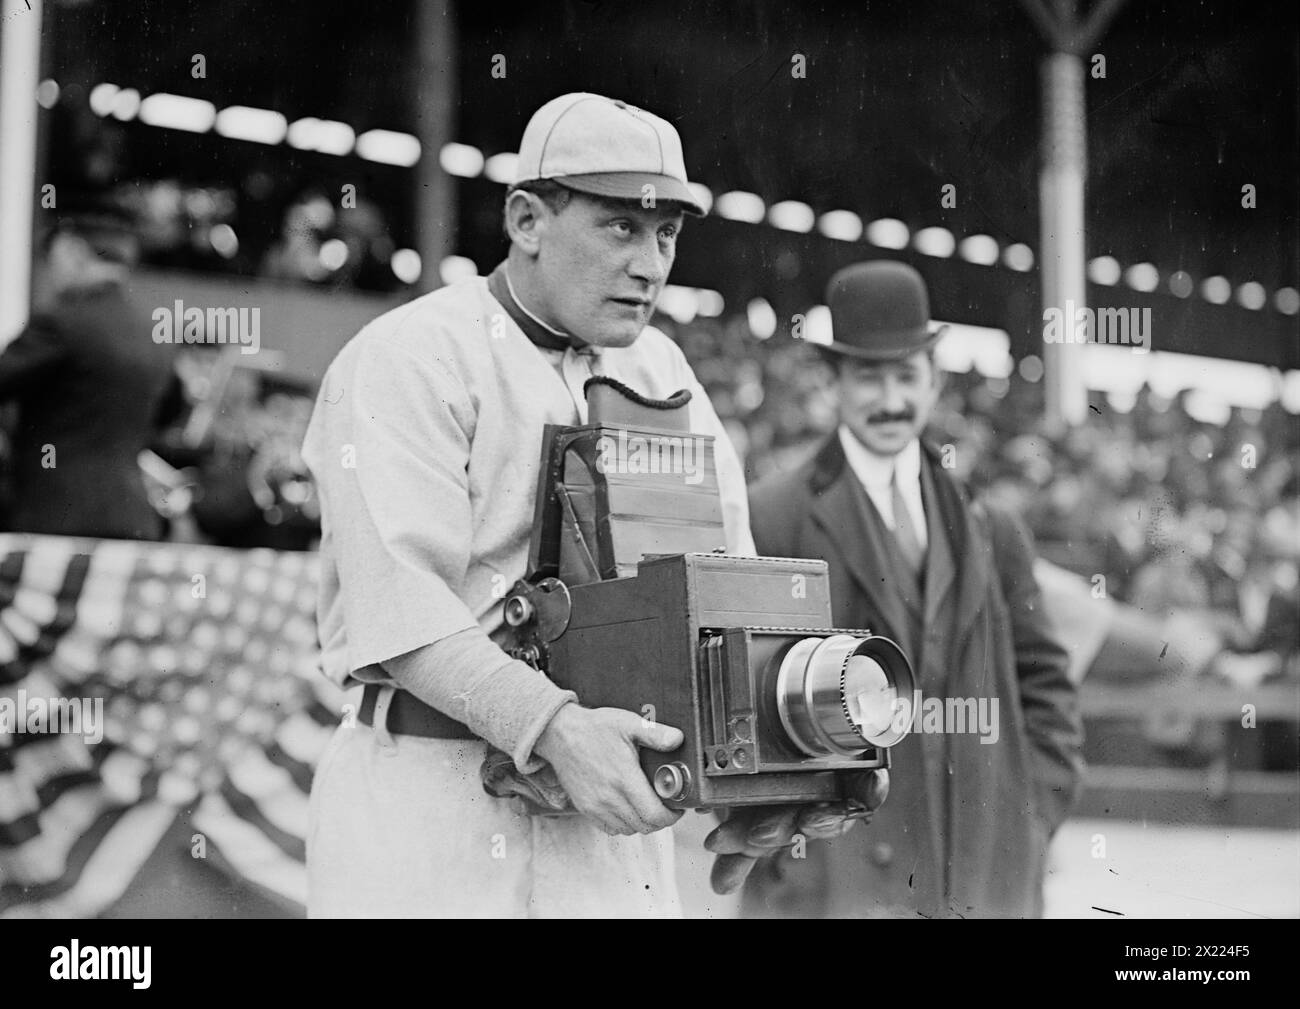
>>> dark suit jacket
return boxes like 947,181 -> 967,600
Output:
746,433 -> 1084,918
0,282 -> 174,540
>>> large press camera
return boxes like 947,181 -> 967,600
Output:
503,378 -> 914,810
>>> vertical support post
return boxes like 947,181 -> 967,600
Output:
413,0 -> 457,292
0,0 -> 44,345
1039,50 -> 1089,428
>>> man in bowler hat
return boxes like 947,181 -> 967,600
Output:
744,261 -> 1084,917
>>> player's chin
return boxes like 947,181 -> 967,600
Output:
581,319 -> 644,349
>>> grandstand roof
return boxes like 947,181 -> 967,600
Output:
48,0 -> 1299,367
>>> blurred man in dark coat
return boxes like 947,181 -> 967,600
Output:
745,262 -> 1084,917
0,199 -> 175,540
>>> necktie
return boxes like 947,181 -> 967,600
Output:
891,467 -> 925,576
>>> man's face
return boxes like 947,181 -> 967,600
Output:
836,349 -> 942,456
532,193 -> 683,348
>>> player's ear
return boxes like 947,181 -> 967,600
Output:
504,190 -> 546,257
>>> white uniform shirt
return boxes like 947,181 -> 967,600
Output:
302,274 -> 755,692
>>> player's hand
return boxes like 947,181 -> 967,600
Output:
533,704 -> 685,836
480,746 -> 574,815
704,769 -> 889,895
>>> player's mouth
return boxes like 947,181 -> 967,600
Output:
609,296 -> 652,312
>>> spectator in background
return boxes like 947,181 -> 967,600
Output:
258,191 -> 400,292
146,347 -> 321,551
0,195 -> 178,541
187,376 -> 321,550
745,262 -> 1083,918
259,192 -> 335,284
331,198 -> 399,292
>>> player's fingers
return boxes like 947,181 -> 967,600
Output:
711,853 -> 759,895
623,780 -> 684,833
588,799 -> 640,837
704,811 -> 760,854
795,802 -> 853,840
626,716 -> 684,752
742,806 -> 800,852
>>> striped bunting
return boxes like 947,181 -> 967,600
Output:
0,533 -> 345,917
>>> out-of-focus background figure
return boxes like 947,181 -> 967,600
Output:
743,261 -> 1083,918
0,194 -> 175,540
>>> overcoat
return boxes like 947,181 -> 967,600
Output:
0,283 -> 174,540
745,434 -> 1084,918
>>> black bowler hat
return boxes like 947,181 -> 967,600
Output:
823,261 -> 946,362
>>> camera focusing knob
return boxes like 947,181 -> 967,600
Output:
504,595 -> 534,628
652,762 -> 691,801
504,579 -> 572,641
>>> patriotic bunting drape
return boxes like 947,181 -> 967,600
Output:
0,533 -> 346,917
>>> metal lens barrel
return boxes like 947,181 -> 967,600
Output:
775,633 -> 915,756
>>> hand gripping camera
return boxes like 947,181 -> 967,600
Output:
504,377 -> 914,809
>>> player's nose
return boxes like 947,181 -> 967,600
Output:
627,233 -> 669,286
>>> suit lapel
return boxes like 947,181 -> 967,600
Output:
919,454 -> 956,633
924,447 -> 995,648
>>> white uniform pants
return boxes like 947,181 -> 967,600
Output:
306,718 -> 682,918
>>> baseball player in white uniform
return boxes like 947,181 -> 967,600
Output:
302,93 -> 870,917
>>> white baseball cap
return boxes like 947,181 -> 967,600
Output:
512,92 -> 705,216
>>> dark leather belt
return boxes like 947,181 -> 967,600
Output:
358,683 -> 479,740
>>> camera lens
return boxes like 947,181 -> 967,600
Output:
775,634 -> 914,756
843,654 -> 895,738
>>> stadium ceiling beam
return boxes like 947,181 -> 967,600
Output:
1019,0 -> 1127,54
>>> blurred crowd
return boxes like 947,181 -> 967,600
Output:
51,94 -> 411,292
118,180 -> 408,293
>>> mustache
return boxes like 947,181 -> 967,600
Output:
866,410 -> 915,425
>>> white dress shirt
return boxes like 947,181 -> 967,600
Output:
837,425 -> 928,549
